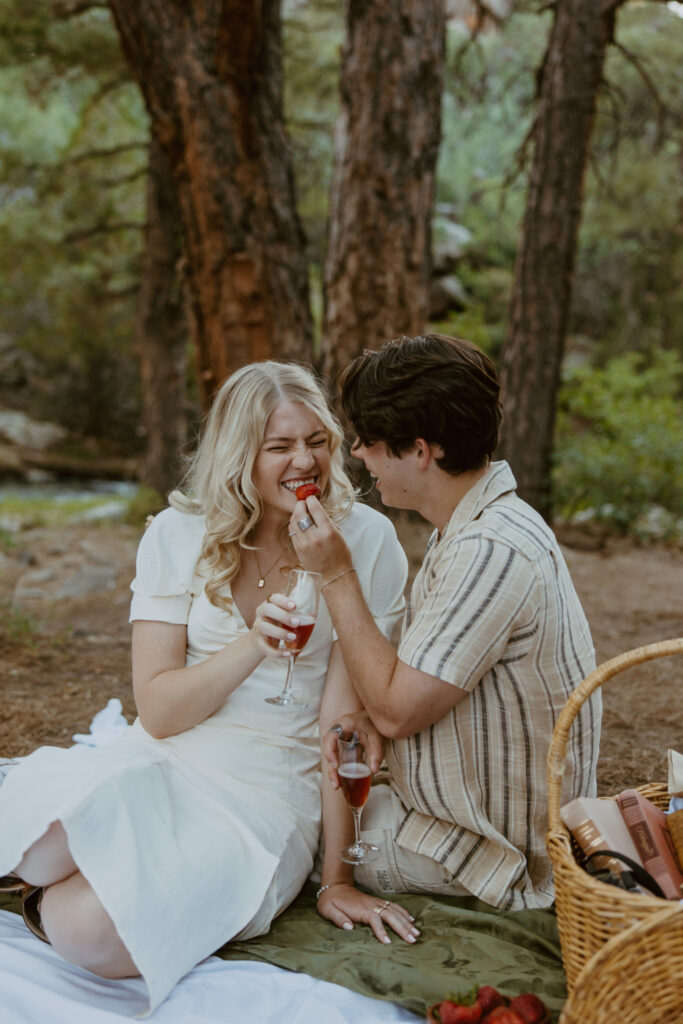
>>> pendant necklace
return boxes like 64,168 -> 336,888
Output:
254,549 -> 282,589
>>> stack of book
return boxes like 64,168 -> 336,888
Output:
560,789 -> 683,900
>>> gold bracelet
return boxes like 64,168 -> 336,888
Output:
321,567 -> 356,590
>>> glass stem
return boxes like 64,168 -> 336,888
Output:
351,806 -> 363,849
280,653 -> 296,699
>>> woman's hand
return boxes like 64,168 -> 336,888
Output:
317,884 -> 420,945
322,711 -> 386,783
251,593 -> 299,659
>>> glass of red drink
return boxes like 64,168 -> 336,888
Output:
265,568 -> 321,708
337,732 -> 379,864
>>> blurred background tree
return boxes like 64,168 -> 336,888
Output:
0,0 -> 680,536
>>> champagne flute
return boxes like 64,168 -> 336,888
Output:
337,732 -> 379,864
265,568 -> 321,708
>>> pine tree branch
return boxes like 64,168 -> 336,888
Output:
611,39 -> 672,148
63,221 -> 144,243
51,1 -> 109,19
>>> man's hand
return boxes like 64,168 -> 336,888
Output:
289,495 -> 352,578
322,711 -> 386,785
317,883 -> 420,945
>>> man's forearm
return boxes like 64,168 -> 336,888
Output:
321,571 -> 401,734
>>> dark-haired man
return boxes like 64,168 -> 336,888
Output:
289,334 -> 600,943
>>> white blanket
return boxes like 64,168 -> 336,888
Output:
0,910 -> 419,1023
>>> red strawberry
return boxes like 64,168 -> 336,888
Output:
295,483 -> 321,501
481,1009 -> 525,1024
476,987 -> 508,1014
507,994 -> 550,1024
438,1001 -> 483,1024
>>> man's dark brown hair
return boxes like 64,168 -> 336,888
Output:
339,334 -> 502,476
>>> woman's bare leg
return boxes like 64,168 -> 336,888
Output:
14,821 -> 77,887
40,872 -> 139,979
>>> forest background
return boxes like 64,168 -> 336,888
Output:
0,0 -> 681,544
0,1 -> 682,814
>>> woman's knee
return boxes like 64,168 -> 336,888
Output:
15,821 -> 77,887
40,874 -> 138,979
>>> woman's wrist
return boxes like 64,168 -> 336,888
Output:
315,880 -> 349,900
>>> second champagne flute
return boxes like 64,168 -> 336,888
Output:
337,732 -> 379,864
265,568 -> 321,708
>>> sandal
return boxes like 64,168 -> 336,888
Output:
0,875 -> 28,895
21,886 -> 50,943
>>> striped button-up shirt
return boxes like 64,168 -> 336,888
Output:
389,461 -> 600,909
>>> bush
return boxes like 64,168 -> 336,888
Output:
553,350 -> 683,540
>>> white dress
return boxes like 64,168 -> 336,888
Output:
0,502 -> 407,1012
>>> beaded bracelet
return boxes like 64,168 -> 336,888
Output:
321,567 -> 356,590
315,883 -> 341,900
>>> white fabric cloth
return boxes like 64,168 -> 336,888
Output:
0,910 -> 420,1023
0,502 -> 407,1013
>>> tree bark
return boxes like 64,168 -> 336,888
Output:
108,0 -> 312,407
137,136 -> 188,497
321,0 -> 445,399
498,0 -> 625,519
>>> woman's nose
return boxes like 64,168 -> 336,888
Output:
291,443 -> 315,468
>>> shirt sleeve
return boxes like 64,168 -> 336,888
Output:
129,508 -> 204,624
338,505 -> 408,642
398,533 -> 537,690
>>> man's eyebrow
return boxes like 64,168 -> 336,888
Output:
263,428 -> 327,442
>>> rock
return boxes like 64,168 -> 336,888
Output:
56,565 -> 118,598
429,274 -> 469,318
0,442 -> 25,479
0,409 -> 67,450
432,215 -> 471,273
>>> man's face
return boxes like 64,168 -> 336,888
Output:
350,438 -> 416,510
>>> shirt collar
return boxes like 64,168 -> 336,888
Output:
439,460 -> 517,541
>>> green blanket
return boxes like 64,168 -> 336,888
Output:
1,885 -> 567,1020
220,884 -> 567,1020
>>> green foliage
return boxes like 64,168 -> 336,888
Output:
0,1 -> 147,446
0,600 -> 40,648
553,351 -> 683,540
123,485 -> 166,527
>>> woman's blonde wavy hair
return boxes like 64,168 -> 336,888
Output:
169,361 -> 355,612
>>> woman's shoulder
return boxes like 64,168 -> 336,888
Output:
341,501 -> 401,545
134,506 -> 206,591
148,504 -> 206,537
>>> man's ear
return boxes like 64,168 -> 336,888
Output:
414,439 -> 444,465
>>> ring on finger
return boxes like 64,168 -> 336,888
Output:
328,723 -> 343,735
297,516 -> 314,532
373,900 -> 391,915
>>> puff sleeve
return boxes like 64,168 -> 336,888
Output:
129,507 -> 206,624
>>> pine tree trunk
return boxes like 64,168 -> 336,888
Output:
321,0 -> 445,398
108,0 -> 312,407
137,137 -> 188,498
499,0 -> 625,519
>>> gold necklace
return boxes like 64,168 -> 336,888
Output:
253,549 -> 283,589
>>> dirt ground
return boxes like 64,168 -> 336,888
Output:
1,513 -> 681,795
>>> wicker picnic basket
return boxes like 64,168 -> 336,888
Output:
546,637 -> 683,995
559,903 -> 683,1024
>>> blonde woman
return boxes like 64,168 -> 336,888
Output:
0,362 -> 410,1012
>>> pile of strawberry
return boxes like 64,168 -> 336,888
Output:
427,986 -> 549,1024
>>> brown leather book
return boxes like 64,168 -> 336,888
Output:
666,808 -> 683,874
617,790 -> 683,900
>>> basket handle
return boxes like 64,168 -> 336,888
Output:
547,637 -> 683,829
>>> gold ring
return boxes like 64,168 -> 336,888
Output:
373,900 -> 391,915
